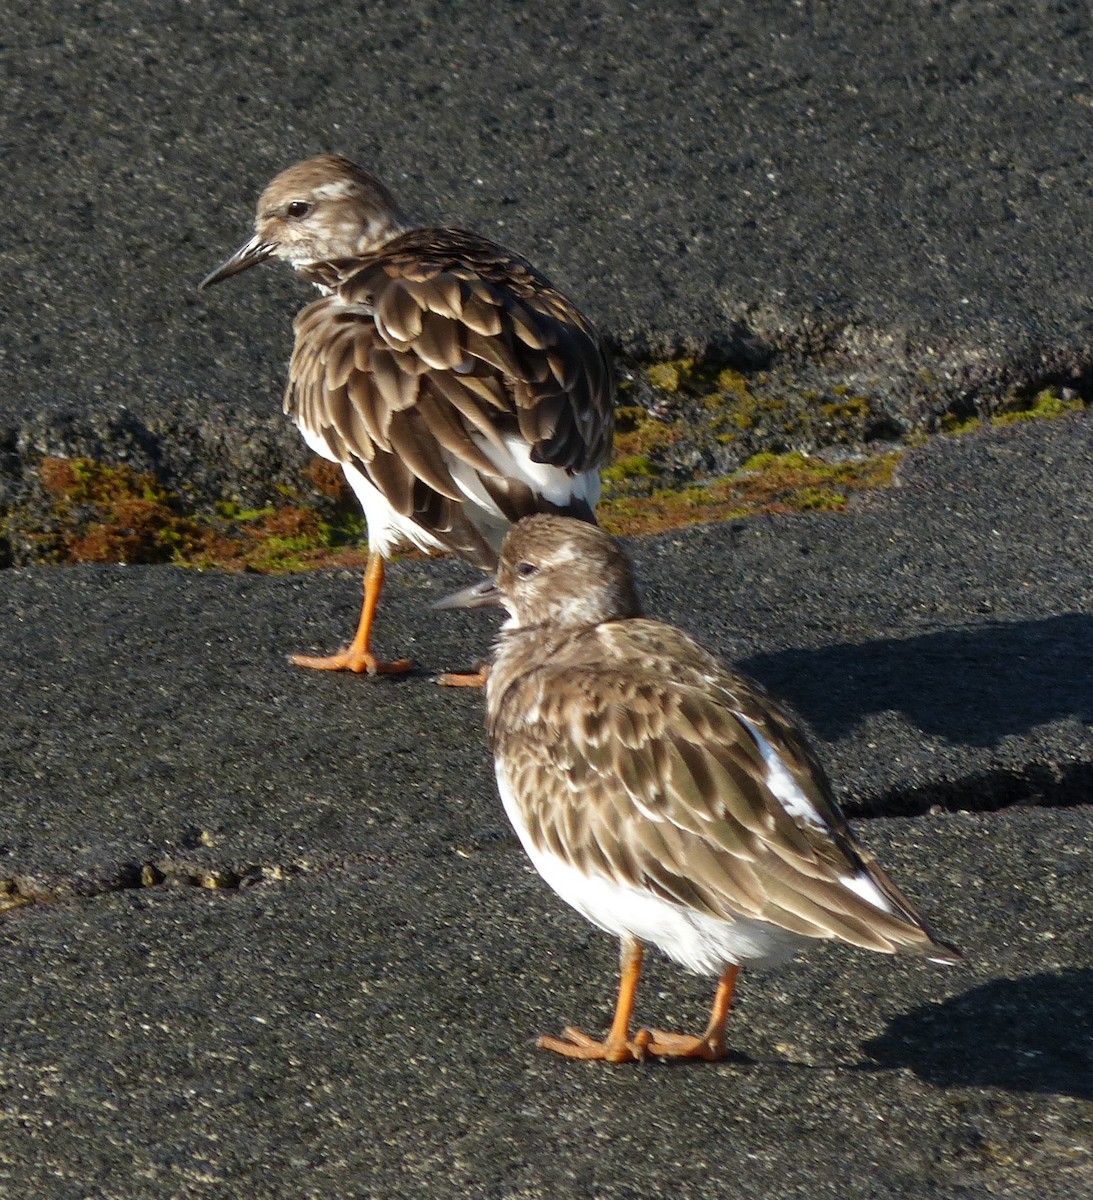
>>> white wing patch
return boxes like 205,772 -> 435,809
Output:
838,870 -> 899,916
737,712 -> 900,916
340,460 -> 451,559
487,433 -> 601,511
737,714 -> 829,833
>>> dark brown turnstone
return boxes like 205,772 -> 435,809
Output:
201,155 -> 613,677
439,515 -> 961,1063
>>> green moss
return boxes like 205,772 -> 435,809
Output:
614,405 -> 648,430
715,368 -> 751,394
27,348 -> 1082,561
742,450 -> 811,473
706,389 -> 787,434
940,413 -> 982,436
991,387 -> 1085,427
601,448 -> 902,536
644,357 -> 724,396
641,359 -> 882,460
217,500 -> 277,522
600,485 -> 749,538
820,395 -> 871,423
608,406 -> 681,488
610,354 -> 1087,536
34,457 -> 205,565
793,486 -> 848,512
646,362 -> 685,392
238,535 -> 317,574
602,454 -> 655,483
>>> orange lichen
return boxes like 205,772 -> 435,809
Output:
302,457 -> 354,502
29,455 -> 368,573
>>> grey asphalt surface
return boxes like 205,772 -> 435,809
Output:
2,2 -> 1092,1196
1,414 -> 1091,1198
3,0 -> 1093,508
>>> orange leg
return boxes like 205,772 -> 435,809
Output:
645,964 -> 739,1061
289,552 -> 413,675
538,937 -> 653,1064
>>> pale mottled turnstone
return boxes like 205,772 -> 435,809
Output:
201,155 -> 613,676
439,516 -> 960,1063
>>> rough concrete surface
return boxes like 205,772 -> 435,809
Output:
1,415 -> 1090,1198
1,2 -> 1091,1196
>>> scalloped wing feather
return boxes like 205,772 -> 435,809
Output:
283,228 -> 613,560
490,620 -> 954,958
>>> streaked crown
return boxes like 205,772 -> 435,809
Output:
256,155 -> 408,266
201,155 -> 409,288
497,516 -> 643,630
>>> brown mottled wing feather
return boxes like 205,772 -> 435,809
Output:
490,620 -> 957,959
285,228 -> 614,567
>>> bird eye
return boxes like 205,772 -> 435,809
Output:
286,201 -> 312,219
515,561 -> 540,579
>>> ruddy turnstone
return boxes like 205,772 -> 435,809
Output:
201,155 -> 613,676
439,515 -> 961,1063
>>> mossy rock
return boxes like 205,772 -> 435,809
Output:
20,454 -> 368,572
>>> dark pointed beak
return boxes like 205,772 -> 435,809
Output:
199,234 -> 276,289
433,577 -> 504,611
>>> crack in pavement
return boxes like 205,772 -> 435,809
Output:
0,857 -> 311,916
4,770 -> 1087,917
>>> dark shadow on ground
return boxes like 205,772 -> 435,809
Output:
847,760 -> 1093,817
742,613 -> 1093,746
863,969 -> 1093,1100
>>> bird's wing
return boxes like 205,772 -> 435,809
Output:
285,229 -> 614,567
491,621 -> 956,958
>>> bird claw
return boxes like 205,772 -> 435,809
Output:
643,1028 -> 726,1061
288,648 -> 413,675
537,1025 -> 653,1063
432,667 -> 489,688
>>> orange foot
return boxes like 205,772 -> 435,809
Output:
433,666 -> 489,688
537,1025 -> 654,1064
288,648 -> 413,675
644,1028 -> 727,1061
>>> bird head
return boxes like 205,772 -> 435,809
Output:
200,154 -> 409,289
436,516 -> 643,631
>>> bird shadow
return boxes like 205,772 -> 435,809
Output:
861,969 -> 1093,1099
740,613 -> 1093,747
